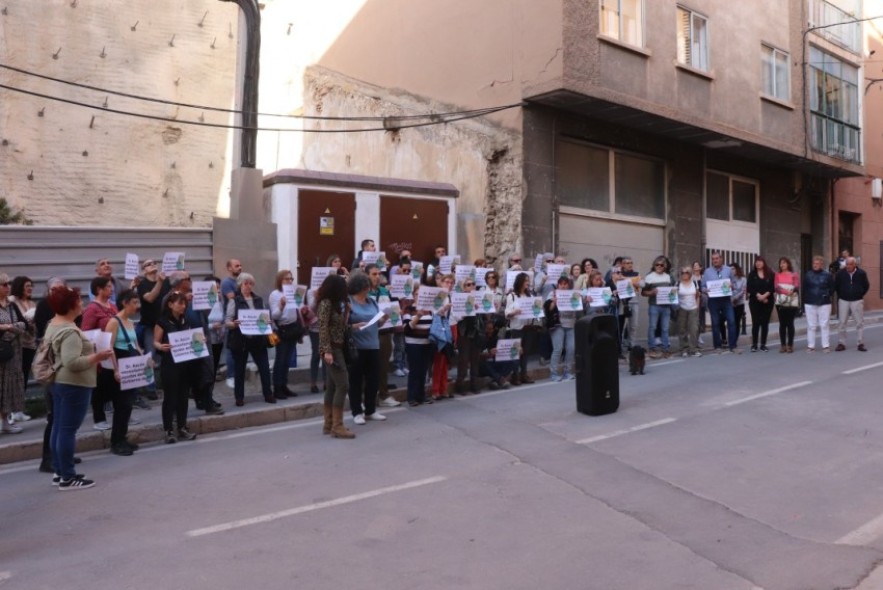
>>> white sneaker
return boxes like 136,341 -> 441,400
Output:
394,369 -> 406,377
11,412 -> 31,423
353,414 -> 366,425
379,397 -> 401,407
1,423 -> 22,434
93,421 -> 110,431
128,417 -> 141,425
225,378 -> 234,389
366,412 -> 387,421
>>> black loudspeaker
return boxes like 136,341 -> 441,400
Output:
574,314 -> 620,416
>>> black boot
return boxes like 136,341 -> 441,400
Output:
273,386 -> 288,400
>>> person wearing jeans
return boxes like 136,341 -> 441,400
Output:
44,285 -> 114,490
544,275 -> 580,380
702,252 -> 738,353
802,255 -> 834,353
834,256 -> 870,352
643,257 -> 675,358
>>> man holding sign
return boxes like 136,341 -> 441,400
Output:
702,251 -> 738,353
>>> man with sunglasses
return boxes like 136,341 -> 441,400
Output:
702,251 -> 739,353
642,258 -> 675,358
137,259 -> 169,399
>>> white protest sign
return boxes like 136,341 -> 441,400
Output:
707,279 -> 733,299
555,289 -> 584,312
283,284 -> 307,306
655,285 -> 678,305
495,338 -> 521,362
586,287 -> 614,308
162,251 -> 186,274
83,329 -> 113,369
362,251 -> 390,271
124,253 -> 140,280
238,309 -> 273,335
410,261 -> 424,280
454,265 -> 477,286
478,290 -> 498,314
168,328 -> 210,363
533,254 -> 544,274
117,354 -> 155,391
515,296 -> 545,320
616,279 -> 637,300
439,255 -> 459,275
450,292 -> 478,318
389,274 -> 416,299
545,264 -> 569,283
379,301 -> 403,330
191,281 -> 220,311
416,286 -> 448,312
310,267 -> 336,290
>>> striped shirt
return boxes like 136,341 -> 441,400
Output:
403,306 -> 432,345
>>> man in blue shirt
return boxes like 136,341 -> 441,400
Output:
702,251 -> 738,353
220,259 -> 242,387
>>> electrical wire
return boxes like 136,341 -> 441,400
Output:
0,62 -> 520,122
0,82 -> 523,132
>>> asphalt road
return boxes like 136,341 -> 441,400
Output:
5,325 -> 883,590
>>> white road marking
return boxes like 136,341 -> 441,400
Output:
842,361 -> 883,375
186,475 -> 447,537
836,511 -> 883,546
650,359 -> 685,367
575,418 -> 677,444
0,571 -> 11,582
723,381 -> 812,407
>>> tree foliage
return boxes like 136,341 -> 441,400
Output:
0,198 -> 33,225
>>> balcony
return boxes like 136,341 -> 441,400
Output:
809,0 -> 862,54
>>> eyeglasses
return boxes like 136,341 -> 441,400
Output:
655,263 -> 665,267
463,282 -> 474,287
283,276 -> 294,281
512,259 -> 522,263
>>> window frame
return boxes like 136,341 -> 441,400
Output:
808,46 -> 862,163
704,170 -> 760,228
676,6 -> 710,72
761,44 -> 791,102
599,0 -> 645,48
556,137 -> 667,227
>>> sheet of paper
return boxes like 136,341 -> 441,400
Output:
191,281 -> 219,311
389,274 -> 416,299
361,251 -> 389,271
450,292 -> 478,317
358,311 -> 385,331
117,354 -> 155,391
416,286 -> 448,312
654,285 -> 678,305
495,338 -> 521,362
545,264 -> 569,284
555,289 -> 584,312
379,301 -> 403,330
515,296 -> 544,320
310,267 -> 336,290
585,287 -> 614,308
83,329 -> 113,369
506,270 -> 534,292
706,278 -> 733,298
162,251 -> 186,274
168,328 -> 210,363
474,267 -> 491,288
616,279 -> 637,300
238,309 -> 273,335
439,255 -> 458,275
410,261 -> 424,280
124,253 -> 139,280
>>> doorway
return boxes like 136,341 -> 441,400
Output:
297,190 -> 356,285
379,196 -> 449,266
839,211 -> 858,257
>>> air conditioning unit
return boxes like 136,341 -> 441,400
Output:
872,178 -> 882,200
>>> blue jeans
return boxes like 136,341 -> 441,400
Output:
646,304 -> 671,351
480,359 -> 518,382
707,297 -> 737,350
272,337 -> 297,387
550,326 -> 575,377
50,383 -> 92,479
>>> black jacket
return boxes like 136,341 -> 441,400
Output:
746,271 -> 775,307
834,267 -> 870,302
802,269 -> 835,306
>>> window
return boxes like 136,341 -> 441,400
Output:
676,7 -> 709,71
809,46 -> 861,162
556,139 -> 665,221
762,45 -> 790,101
600,0 -> 644,47
705,172 -> 758,224
809,0 -> 861,54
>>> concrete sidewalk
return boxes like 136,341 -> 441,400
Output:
2,309 -> 880,466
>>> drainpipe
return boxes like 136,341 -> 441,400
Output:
218,0 -> 260,168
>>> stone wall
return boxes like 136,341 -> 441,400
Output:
300,66 -> 523,267
0,0 -> 239,226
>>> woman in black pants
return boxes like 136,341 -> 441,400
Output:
774,257 -> 800,353
104,289 -> 144,455
154,291 -> 198,443
746,256 -> 775,352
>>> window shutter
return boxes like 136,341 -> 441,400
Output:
677,8 -> 691,65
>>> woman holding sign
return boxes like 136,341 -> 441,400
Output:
317,274 -> 355,438
774,257 -> 800,353
103,290 -> 145,456
504,273 -> 536,385
154,292 -> 199,443
544,276 -> 581,381
676,268 -> 701,357
224,273 -> 276,406
269,270 -> 302,400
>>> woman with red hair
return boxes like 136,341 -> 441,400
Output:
44,286 -> 114,490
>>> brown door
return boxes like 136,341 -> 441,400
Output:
379,196 -> 449,266
297,190 -> 356,285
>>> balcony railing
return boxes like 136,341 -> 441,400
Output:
808,0 -> 861,53
811,112 -> 862,163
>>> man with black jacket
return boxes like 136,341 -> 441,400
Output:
834,256 -> 870,351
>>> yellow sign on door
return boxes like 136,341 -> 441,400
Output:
319,216 -> 334,236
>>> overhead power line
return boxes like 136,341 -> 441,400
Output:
0,82 -> 523,133
0,62 -> 517,123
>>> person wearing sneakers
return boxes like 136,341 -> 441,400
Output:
834,256 -> 870,352
0,273 -> 27,434
675,267 -> 702,357
45,285 -> 114,490
802,255 -> 835,353
367,264 -> 400,408
81,276 -> 119,432
317,274 -> 355,439
346,271 -> 387,425
103,290 -> 145,456
774,257 -> 800,354
220,259 -> 243,389
154,291 -> 199,444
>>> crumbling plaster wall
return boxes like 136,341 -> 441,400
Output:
299,67 -> 524,266
0,0 -> 239,226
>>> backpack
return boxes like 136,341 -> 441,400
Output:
32,327 -> 78,385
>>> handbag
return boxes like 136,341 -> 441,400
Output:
775,292 -> 799,307
0,339 -> 13,363
342,306 -> 359,366
266,332 -> 280,348
277,320 -> 305,342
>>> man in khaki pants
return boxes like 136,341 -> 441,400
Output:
834,256 -> 870,352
